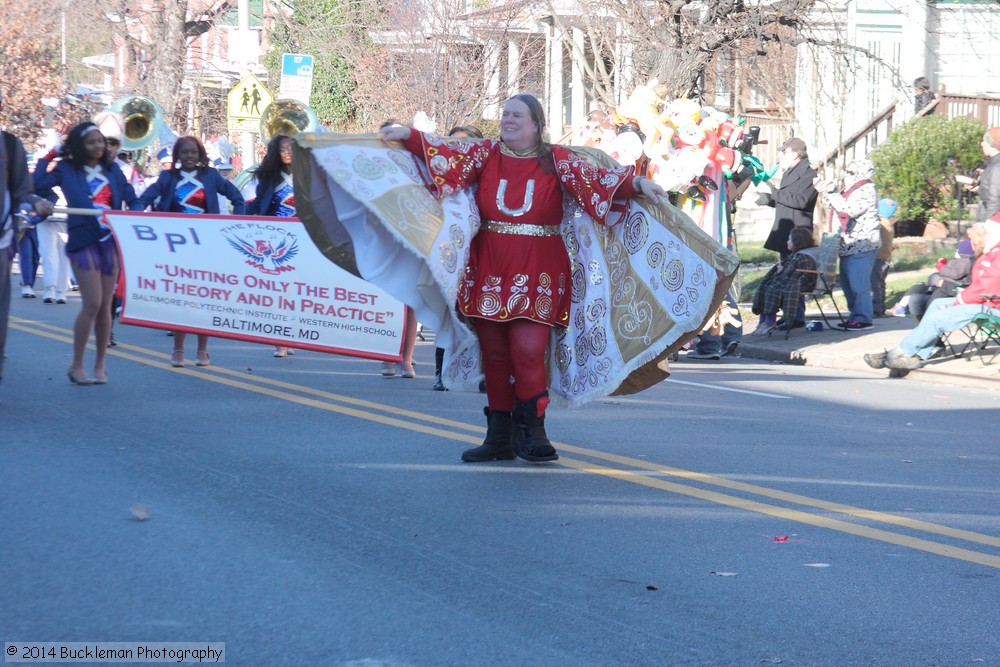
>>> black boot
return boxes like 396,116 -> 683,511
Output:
433,348 -> 446,390
461,408 -> 516,462
511,392 -> 559,462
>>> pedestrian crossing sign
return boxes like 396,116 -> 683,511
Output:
227,73 -> 273,132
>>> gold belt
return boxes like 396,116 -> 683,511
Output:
481,220 -> 560,237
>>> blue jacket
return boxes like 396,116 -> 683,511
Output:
139,167 -> 245,215
246,174 -> 284,216
33,158 -> 139,252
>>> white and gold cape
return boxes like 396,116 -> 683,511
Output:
292,133 -> 739,408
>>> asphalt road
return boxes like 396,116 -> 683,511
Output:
3,294 -> 999,666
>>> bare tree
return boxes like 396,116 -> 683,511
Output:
353,0 -> 547,131
0,2 -> 64,146
98,0 -> 233,133
545,0 -> 892,114
266,0 -> 546,132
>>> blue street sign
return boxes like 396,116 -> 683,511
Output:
282,54 -> 314,78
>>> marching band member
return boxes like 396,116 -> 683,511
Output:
245,134 -> 297,359
33,122 -> 140,385
137,136 -> 245,368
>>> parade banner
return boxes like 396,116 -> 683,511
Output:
104,212 -> 408,360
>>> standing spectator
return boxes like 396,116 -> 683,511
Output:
138,136 -> 245,368
1,87 -> 55,394
913,77 -> 935,114
760,138 -> 818,260
32,121 -> 138,385
976,128 -> 1000,222
819,158 -> 880,330
872,198 -> 897,317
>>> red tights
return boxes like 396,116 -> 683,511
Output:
473,318 -> 551,413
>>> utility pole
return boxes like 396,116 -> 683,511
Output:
238,0 -> 257,168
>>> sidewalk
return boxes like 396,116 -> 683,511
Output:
728,311 -> 1000,392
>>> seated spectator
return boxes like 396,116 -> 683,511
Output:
865,217 -> 1000,371
889,224 -> 985,321
749,227 -> 817,336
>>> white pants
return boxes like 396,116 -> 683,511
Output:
36,219 -> 71,294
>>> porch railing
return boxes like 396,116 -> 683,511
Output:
819,92 -> 1000,179
819,103 -> 896,178
931,92 -> 1000,127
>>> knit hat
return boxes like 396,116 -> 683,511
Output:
877,198 -> 898,218
957,239 -> 974,257
984,128 -> 1000,150
846,158 -> 875,180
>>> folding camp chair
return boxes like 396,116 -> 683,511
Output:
950,299 -> 1000,366
788,232 -> 846,338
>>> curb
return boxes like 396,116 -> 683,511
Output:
737,341 -> 1000,392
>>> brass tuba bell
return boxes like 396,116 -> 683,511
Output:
109,95 -> 164,151
259,99 -> 320,142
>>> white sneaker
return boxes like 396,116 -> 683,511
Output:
43,286 -> 57,303
21,285 -> 35,298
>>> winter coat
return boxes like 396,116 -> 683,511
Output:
763,159 -> 818,254
976,153 -> 1000,222
825,179 -> 881,257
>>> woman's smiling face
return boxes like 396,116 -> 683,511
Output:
176,140 -> 201,170
500,98 -> 539,151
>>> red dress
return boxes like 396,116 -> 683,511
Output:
404,132 -> 637,327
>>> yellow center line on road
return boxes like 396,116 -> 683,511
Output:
556,458 -> 1000,570
555,444 -> 1000,550
11,320 -> 483,443
13,317 -> 1000,568
11,318 -> 486,434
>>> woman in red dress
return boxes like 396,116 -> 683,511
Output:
381,94 -> 667,463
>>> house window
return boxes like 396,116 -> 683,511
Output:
219,0 -> 263,27
748,79 -> 769,108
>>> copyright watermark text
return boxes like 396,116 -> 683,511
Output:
5,643 -> 224,663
